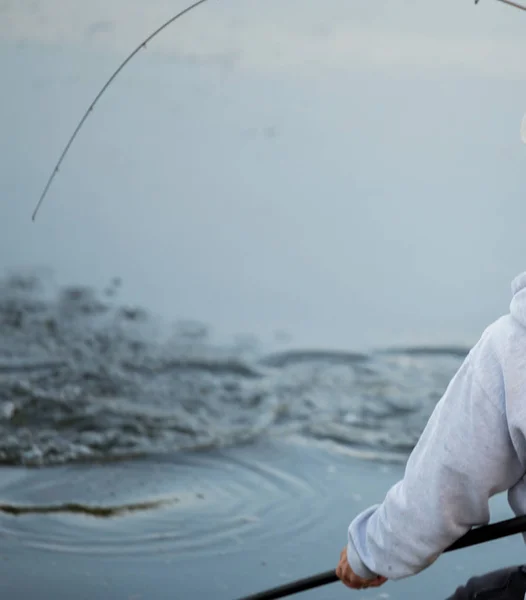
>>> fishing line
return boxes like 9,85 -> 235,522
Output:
31,0 -> 212,221
32,0 -> 525,220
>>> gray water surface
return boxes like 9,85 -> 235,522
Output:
0,440 -> 521,600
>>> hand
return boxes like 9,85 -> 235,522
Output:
336,547 -> 388,591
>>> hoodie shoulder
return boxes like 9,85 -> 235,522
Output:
468,272 -> 526,404
471,271 -> 526,362
511,271 -> 526,331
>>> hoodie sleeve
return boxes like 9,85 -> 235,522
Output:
346,350 -> 524,581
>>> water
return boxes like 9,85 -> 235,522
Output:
0,270 -> 466,466
0,443 -> 338,557
2,3 -> 526,596
0,441 -> 521,600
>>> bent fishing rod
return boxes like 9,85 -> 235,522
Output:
30,0 -> 526,221
235,514 -> 526,600
31,0 -> 211,222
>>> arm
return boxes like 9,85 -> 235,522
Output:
347,354 -> 524,581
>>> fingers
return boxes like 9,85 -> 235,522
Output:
341,570 -> 370,590
336,549 -> 347,580
336,547 -> 387,590
367,576 -> 388,588
336,559 -> 368,589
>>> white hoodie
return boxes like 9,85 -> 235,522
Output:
347,272 -> 526,580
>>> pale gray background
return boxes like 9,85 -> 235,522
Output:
1,0 -> 525,351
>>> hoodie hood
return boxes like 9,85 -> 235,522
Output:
510,271 -> 526,328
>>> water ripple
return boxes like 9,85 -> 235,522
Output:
0,443 -> 332,557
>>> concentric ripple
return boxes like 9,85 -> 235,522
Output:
0,442 -> 337,558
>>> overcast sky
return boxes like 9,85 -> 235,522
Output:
1,0 -> 525,351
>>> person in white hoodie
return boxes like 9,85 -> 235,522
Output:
336,272 -> 526,598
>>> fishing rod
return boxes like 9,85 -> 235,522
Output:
476,0 -> 526,11
235,514 -> 526,600
30,0 -> 526,221
31,0 -> 212,221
